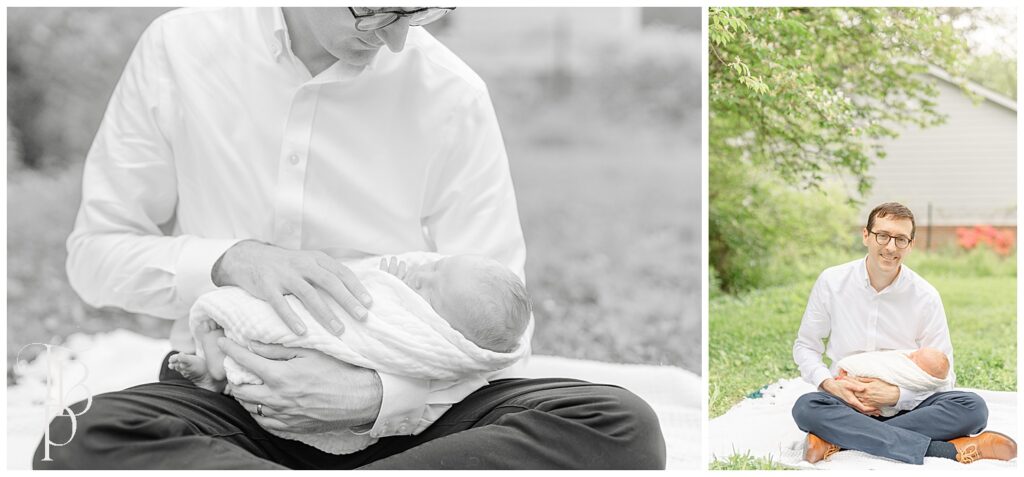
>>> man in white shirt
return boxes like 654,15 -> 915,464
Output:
791,202 -> 1016,464
34,7 -> 665,469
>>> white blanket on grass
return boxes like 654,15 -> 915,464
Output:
837,350 -> 951,417
710,378 -> 1017,469
189,252 -> 530,454
6,330 -> 702,470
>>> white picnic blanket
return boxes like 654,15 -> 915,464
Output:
837,349 -> 951,417
710,377 -> 1018,469
7,330 -> 700,469
189,252 -> 530,453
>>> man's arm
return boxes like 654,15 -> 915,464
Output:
370,88 -> 528,438
66,18 -> 243,319
69,19 -> 372,337
793,275 -> 835,389
793,274 -> 879,413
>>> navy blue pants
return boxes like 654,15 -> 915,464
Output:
792,391 -> 988,464
34,352 -> 666,469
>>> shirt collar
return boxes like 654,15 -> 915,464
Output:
258,7 -> 289,61
260,7 -> 382,80
858,255 -> 872,289
860,255 -> 906,292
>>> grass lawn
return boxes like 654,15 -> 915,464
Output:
709,251 -> 1017,468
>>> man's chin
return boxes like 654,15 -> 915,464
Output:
877,256 -> 901,270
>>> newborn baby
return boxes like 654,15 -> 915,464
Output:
836,347 -> 952,417
169,252 -> 532,453
376,254 -> 529,353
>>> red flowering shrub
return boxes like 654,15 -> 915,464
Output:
955,225 -> 1015,257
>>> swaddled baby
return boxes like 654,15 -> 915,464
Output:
169,252 -> 532,453
836,347 -> 951,417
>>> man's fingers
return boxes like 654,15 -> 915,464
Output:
254,414 -> 290,432
217,338 -> 274,382
288,279 -> 344,335
318,260 -> 372,318
841,380 -> 867,393
265,291 -> 307,336
398,260 -> 407,278
235,397 -> 290,430
846,394 -> 876,414
248,341 -> 302,361
229,384 -> 278,405
305,269 -> 364,333
379,257 -> 387,271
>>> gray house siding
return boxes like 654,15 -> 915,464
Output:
860,74 -> 1017,234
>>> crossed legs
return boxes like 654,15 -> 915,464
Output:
34,352 -> 666,470
791,391 -> 988,464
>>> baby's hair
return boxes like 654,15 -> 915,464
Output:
460,262 -> 531,353
920,347 -> 950,380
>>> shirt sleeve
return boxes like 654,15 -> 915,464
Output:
793,274 -> 835,388
368,87 -> 529,437
65,18 -> 241,320
897,292 -> 956,411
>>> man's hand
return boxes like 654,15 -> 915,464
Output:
212,240 -> 373,335
850,377 -> 900,410
820,378 -> 880,416
218,338 -> 382,433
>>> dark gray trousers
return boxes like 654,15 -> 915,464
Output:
34,352 -> 666,470
792,390 -> 988,464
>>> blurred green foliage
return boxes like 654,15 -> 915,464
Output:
709,156 -> 859,292
965,52 -> 1017,100
708,7 -> 972,293
7,8 -> 172,170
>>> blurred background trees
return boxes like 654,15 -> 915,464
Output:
708,7 -> 1015,293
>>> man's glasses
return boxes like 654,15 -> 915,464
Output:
869,230 -> 911,249
348,7 -> 455,32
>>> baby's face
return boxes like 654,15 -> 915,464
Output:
400,255 -> 491,331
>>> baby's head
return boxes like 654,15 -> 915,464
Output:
401,255 -> 531,353
908,347 -> 949,380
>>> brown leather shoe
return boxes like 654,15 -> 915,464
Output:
804,433 -> 841,463
950,431 -> 1018,463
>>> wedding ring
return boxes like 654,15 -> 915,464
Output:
257,403 -> 264,417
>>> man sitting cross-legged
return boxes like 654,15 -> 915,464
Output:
791,202 -> 1016,465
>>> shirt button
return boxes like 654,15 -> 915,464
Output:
288,154 -> 300,165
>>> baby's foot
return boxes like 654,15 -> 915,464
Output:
197,320 -> 227,381
168,353 -> 225,393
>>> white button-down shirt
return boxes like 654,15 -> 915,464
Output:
66,7 -> 528,438
793,257 -> 955,411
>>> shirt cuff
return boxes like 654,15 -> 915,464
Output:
895,386 -> 929,411
810,367 -> 834,389
369,372 -> 430,437
175,237 -> 243,305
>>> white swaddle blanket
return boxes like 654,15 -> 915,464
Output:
836,350 -> 951,417
189,251 -> 531,454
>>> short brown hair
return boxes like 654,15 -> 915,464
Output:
866,202 -> 916,239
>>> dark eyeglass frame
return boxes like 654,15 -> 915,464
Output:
868,230 -> 912,249
348,7 -> 455,32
